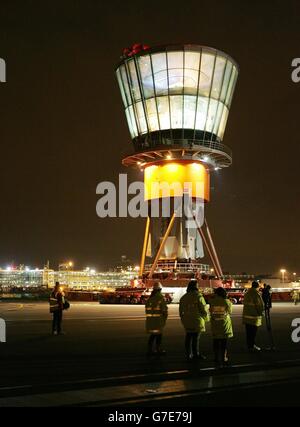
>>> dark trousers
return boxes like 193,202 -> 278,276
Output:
245,324 -> 258,349
52,310 -> 63,333
213,338 -> 228,363
185,332 -> 200,358
265,308 -> 271,330
148,334 -> 162,352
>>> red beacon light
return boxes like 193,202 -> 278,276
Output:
122,43 -> 150,58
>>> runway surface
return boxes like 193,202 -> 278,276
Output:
0,302 -> 300,406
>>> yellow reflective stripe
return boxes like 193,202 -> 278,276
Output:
146,314 -> 161,317
244,315 -> 262,319
149,329 -> 161,333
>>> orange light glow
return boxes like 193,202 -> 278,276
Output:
144,161 -> 210,201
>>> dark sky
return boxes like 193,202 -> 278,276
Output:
0,0 -> 299,274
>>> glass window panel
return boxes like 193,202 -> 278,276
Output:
212,101 -> 224,137
151,53 -> 168,96
128,105 -> 138,136
198,53 -> 215,97
168,51 -> 183,69
184,51 -> 200,70
120,65 -> 132,106
170,95 -> 183,129
183,95 -> 197,129
167,51 -> 184,95
184,69 -> 199,95
168,69 -> 184,94
138,55 -> 154,98
217,106 -> 229,140
116,68 -> 127,107
205,98 -> 218,132
226,66 -> 238,107
154,69 -> 168,96
145,98 -> 159,132
220,61 -> 232,103
136,101 -> 147,134
225,65 -> 236,107
195,96 -> 209,131
156,96 -> 170,130
125,107 -> 135,138
211,56 -> 226,100
128,60 -> 141,101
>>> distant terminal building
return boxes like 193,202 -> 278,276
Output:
0,267 -> 54,290
54,269 -> 136,290
0,266 -> 137,291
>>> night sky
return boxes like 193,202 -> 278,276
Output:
0,0 -> 299,274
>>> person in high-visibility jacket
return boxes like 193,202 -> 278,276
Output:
179,280 -> 209,360
291,289 -> 299,305
209,287 -> 233,366
49,281 -> 65,335
243,281 -> 264,351
145,282 -> 168,355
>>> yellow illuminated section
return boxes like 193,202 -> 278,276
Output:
144,162 -> 210,201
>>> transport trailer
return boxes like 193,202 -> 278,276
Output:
98,287 -> 174,304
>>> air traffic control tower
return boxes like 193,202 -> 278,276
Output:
116,44 -> 238,279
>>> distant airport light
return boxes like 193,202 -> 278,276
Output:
6,266 -> 11,271
280,268 -> 287,283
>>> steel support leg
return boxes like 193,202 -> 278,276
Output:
149,212 -> 176,279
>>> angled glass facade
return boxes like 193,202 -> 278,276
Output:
116,45 -> 238,152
